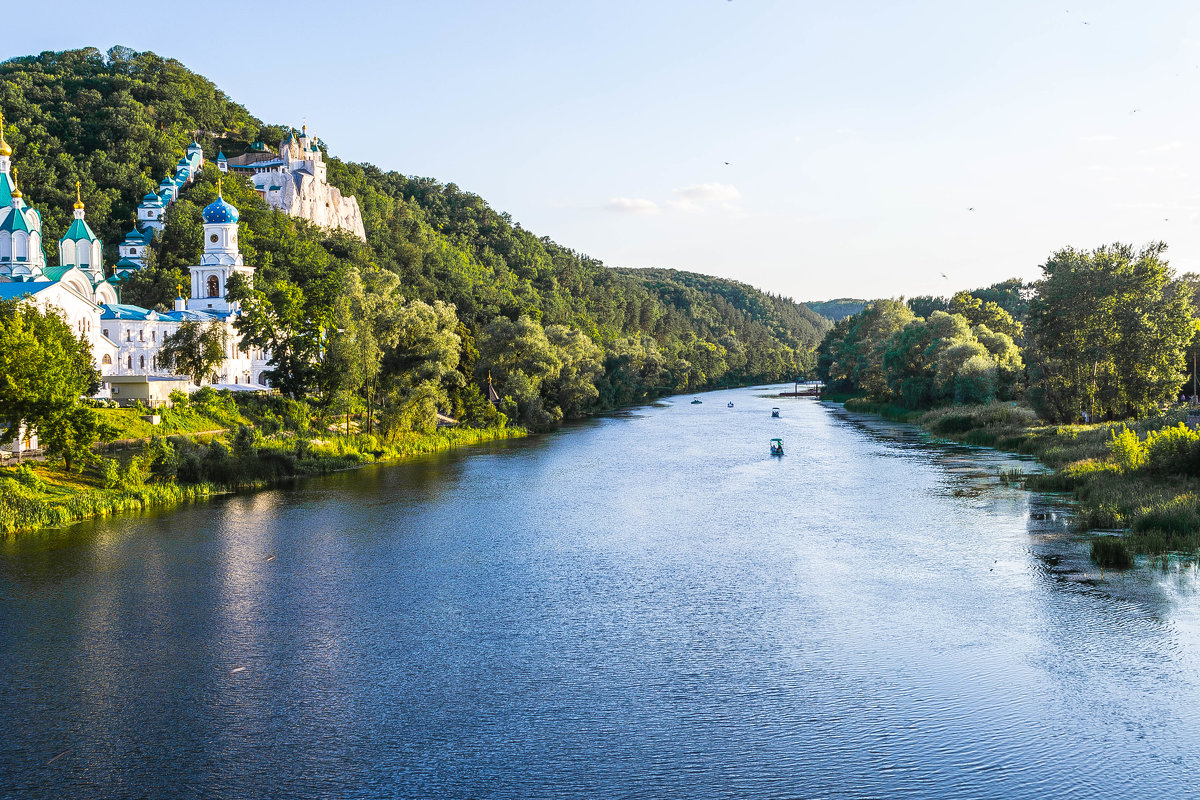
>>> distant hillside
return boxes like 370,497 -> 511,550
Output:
805,298 -> 867,321
615,268 -> 832,381
0,47 -> 831,423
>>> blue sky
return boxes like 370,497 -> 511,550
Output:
6,0 -> 1200,301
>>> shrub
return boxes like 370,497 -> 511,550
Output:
191,386 -> 217,407
232,424 -> 261,460
177,451 -> 202,483
1107,426 -> 1145,472
13,463 -> 44,491
168,390 -> 190,408
1143,424 -> 1200,475
101,458 -> 121,489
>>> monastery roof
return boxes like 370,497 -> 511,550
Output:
0,281 -> 54,300
100,303 -> 156,320
115,258 -> 142,269
227,151 -> 284,168
62,216 -> 99,243
40,266 -> 70,281
100,303 -> 234,323
0,173 -> 12,206
0,207 -> 30,233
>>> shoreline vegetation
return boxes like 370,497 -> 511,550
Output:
840,397 -> 1200,568
1,390 -> 525,537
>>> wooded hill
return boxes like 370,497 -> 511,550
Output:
0,47 -> 830,428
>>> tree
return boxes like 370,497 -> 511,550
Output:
477,315 -> 563,428
947,290 -> 1023,340
376,297 -> 462,435
543,325 -> 604,418
159,319 -> 229,385
1026,243 -> 1193,421
0,299 -> 102,468
816,300 -> 915,398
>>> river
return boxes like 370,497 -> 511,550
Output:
2,386 -> 1200,798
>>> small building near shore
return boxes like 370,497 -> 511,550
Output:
106,375 -> 193,408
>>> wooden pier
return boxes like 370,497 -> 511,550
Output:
777,380 -> 823,398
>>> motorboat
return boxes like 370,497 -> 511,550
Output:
771,408 -> 781,418
691,398 -> 703,404
770,438 -> 784,456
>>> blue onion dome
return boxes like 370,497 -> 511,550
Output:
202,194 -> 239,224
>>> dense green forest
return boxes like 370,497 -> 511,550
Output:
0,47 -> 829,432
818,248 -> 1200,422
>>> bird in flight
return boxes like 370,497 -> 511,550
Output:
940,273 -> 949,280
723,161 -> 731,166
967,207 -> 975,212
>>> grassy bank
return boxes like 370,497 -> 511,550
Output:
842,396 -> 1200,563
95,404 -> 248,441
0,425 -> 525,537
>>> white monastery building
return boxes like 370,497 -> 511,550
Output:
225,124 -> 366,240
0,109 -> 278,424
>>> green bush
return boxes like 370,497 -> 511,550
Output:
13,463 -> 44,491
1107,426 -> 1145,472
1143,424 -> 1200,475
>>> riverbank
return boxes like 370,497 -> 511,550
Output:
0,425 -> 525,537
841,397 -> 1200,563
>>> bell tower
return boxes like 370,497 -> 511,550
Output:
187,179 -> 254,313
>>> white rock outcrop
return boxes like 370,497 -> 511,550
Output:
265,170 -> 366,241
228,127 -> 367,241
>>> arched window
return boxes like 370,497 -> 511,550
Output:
139,355 -> 145,369
151,331 -> 156,343
126,330 -> 131,342
102,354 -> 112,365
207,275 -> 220,298
139,330 -> 144,341
127,356 -> 132,369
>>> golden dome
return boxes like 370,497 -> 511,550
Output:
10,164 -> 22,198
73,180 -> 84,210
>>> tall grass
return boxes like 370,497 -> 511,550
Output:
2,425 -> 526,537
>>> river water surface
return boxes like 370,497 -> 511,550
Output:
3,387 -> 1200,798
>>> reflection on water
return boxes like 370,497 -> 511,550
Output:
2,390 -> 1199,799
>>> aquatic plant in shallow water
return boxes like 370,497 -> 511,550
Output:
1090,536 -> 1133,570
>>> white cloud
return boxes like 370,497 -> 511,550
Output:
606,197 -> 660,214
669,182 -> 743,213
1141,140 -> 1187,154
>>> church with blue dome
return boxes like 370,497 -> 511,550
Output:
185,181 -> 255,315
0,105 -> 272,426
